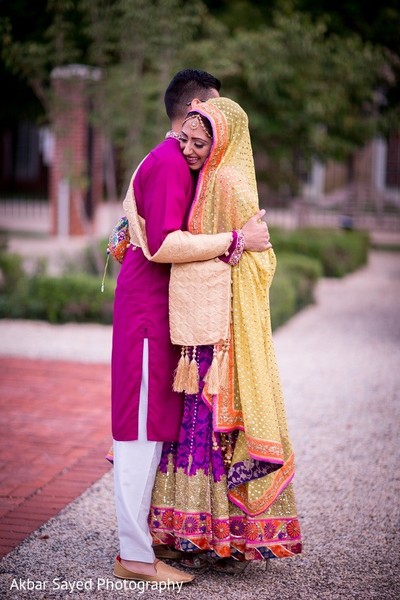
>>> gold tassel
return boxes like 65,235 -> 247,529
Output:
173,346 -> 186,392
186,346 -> 199,394
204,345 -> 220,394
218,340 -> 230,391
183,346 -> 190,389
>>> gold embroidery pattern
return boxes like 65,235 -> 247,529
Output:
245,434 -> 284,462
150,461 -> 301,559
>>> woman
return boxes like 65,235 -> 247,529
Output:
149,98 -> 302,569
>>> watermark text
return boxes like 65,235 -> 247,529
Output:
10,577 -> 184,594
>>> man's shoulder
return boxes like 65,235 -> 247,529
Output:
136,137 -> 189,185
150,137 -> 185,165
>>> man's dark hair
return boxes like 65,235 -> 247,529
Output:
164,69 -> 221,121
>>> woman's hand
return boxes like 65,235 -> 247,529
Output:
242,210 -> 272,251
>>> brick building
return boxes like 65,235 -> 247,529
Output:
1,63 -> 399,234
49,65 -> 103,236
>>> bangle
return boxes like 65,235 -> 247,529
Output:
229,229 -> 245,266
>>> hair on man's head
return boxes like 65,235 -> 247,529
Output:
164,69 -> 221,121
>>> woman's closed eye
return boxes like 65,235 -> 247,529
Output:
180,137 -> 207,149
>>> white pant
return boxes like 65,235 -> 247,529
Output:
113,339 -> 163,562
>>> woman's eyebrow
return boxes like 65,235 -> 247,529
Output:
180,132 -> 209,143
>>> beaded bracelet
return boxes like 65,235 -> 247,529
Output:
228,229 -> 245,266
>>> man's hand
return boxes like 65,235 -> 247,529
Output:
242,209 -> 272,251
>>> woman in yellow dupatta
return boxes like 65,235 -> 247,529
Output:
149,97 -> 302,567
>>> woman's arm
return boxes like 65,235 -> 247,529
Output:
151,209 -> 271,264
125,150 -> 270,265
150,229 -> 233,263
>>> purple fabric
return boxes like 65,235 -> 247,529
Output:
159,346 -> 225,481
151,345 -> 303,560
111,138 -> 195,442
227,459 -> 281,490
158,345 -> 284,488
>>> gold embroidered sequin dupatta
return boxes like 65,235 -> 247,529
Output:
191,98 -> 297,518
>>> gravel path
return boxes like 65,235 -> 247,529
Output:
0,251 -> 399,599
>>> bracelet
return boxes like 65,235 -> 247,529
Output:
228,229 -> 245,266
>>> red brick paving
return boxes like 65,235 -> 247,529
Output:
0,357 -> 112,558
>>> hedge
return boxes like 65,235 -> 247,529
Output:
0,250 -> 321,329
270,227 -> 370,277
270,253 -> 322,329
0,252 -> 115,324
0,227 -> 369,328
67,228 -> 370,280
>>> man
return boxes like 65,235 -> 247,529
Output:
112,69 -> 270,585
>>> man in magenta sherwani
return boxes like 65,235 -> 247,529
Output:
112,70 -> 222,585
111,70 -> 270,585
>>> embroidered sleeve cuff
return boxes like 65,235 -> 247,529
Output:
219,231 -> 237,263
219,230 -> 245,266
228,229 -> 245,265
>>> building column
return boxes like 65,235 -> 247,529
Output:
50,64 -> 102,236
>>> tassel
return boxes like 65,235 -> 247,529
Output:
186,346 -> 199,394
183,346 -> 190,389
218,340 -> 230,391
101,252 -> 110,292
204,345 -> 220,394
173,346 -> 187,392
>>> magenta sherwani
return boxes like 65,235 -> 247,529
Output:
111,138 -> 194,442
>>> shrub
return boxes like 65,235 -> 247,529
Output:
0,225 -> 369,327
0,253 -> 115,324
270,253 -> 322,329
0,251 -> 25,294
270,227 -> 370,277
63,238 -> 109,276
26,275 -> 115,323
270,272 -> 296,330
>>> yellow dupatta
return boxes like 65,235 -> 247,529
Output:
190,98 -> 296,516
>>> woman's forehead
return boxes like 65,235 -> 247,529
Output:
181,121 -> 211,141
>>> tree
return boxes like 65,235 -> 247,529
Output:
203,0 -> 400,132
183,12 -> 396,195
1,0 -> 215,190
1,0 -> 398,197
1,0 -> 86,119
85,0 -> 208,183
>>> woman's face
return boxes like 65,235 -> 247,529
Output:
180,117 -> 212,171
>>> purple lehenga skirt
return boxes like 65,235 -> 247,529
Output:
148,346 -> 302,560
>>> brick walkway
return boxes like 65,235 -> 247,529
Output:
0,357 -> 112,558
